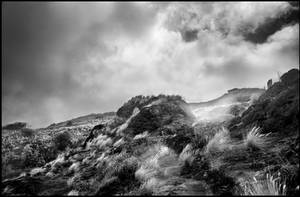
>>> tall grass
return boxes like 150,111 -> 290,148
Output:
244,126 -> 271,150
205,127 -> 234,155
240,172 -> 287,195
135,144 -> 182,194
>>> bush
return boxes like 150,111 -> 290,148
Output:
128,108 -> 160,135
22,144 -> 45,168
165,133 -> 192,154
181,153 -> 236,195
66,121 -> 73,126
53,132 -> 72,151
20,128 -> 35,137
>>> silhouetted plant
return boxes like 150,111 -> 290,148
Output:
53,131 -> 72,151
20,128 -> 35,137
66,121 -> 73,127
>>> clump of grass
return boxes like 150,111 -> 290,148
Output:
244,126 -> 271,150
133,131 -> 149,140
240,172 -> 287,195
135,143 -> 181,194
140,177 -> 166,193
92,134 -> 112,149
205,127 -> 233,155
179,143 -> 194,164
135,144 -> 171,182
67,190 -> 79,196
95,154 -> 140,195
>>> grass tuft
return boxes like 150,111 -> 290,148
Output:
239,172 -> 287,195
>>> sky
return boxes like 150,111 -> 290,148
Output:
2,2 -> 299,128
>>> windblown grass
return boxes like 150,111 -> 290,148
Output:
239,172 -> 287,195
244,126 -> 272,150
205,127 -> 235,155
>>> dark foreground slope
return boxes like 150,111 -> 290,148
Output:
225,68 -> 299,195
229,68 -> 299,138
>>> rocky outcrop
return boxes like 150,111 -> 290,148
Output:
116,95 -> 194,136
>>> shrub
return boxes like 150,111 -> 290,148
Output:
191,134 -> 208,151
22,144 -> 45,168
165,133 -> 192,154
180,153 -> 236,195
20,128 -> 35,137
53,131 -> 72,151
128,108 -> 160,135
66,121 -> 73,127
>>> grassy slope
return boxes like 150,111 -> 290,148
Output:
2,69 -> 299,196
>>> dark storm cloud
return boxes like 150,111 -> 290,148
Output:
2,2 -> 74,96
180,29 -> 198,42
243,6 -> 299,43
2,2 -> 158,127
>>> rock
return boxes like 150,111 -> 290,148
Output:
45,171 -> 55,178
267,79 -> 273,89
68,190 -> 79,196
68,162 -> 80,173
280,68 -> 299,86
30,167 -> 46,177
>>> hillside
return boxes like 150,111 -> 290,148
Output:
2,122 -> 27,130
189,88 -> 265,108
189,88 -> 265,123
1,69 -> 299,196
46,112 -> 116,129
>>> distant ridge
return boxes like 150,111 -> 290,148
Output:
188,88 -> 265,108
46,112 -> 115,129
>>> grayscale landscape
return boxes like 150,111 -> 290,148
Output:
2,2 -> 299,196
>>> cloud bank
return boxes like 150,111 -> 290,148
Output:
2,2 -> 299,128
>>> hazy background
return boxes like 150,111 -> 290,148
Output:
2,2 -> 299,128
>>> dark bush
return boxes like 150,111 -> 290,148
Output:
128,108 -> 160,135
66,121 -> 73,126
116,95 -> 156,119
180,153 -> 236,195
53,132 -> 72,151
22,144 -> 45,168
116,94 -> 186,119
20,128 -> 35,137
165,133 -> 192,154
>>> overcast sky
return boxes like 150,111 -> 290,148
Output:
2,2 -> 299,128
